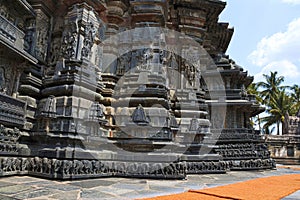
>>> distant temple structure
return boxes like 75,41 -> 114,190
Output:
0,0 -> 275,179
266,110 -> 300,164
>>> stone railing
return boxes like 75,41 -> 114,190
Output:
211,128 -> 262,141
212,128 -> 254,134
266,135 -> 300,143
0,93 -> 26,128
0,14 -> 25,50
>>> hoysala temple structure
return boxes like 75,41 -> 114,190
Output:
0,0 -> 275,179
266,110 -> 300,164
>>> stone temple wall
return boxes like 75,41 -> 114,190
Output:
0,0 -> 275,179
266,111 -> 300,165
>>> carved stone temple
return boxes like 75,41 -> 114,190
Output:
266,110 -> 300,164
0,0 -> 275,179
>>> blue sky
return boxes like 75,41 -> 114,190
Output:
219,0 -> 300,86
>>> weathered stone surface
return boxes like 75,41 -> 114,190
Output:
0,0 -> 274,180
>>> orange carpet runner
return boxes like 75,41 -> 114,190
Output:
141,174 -> 300,200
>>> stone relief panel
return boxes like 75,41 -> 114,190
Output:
180,47 -> 202,89
61,21 -> 78,60
48,36 -> 61,66
117,53 -> 130,75
60,3 -> 104,65
0,54 -> 13,95
0,67 -> 4,92
24,18 -> 36,55
35,10 -> 50,61
81,22 -> 97,59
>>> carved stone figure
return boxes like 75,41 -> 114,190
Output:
132,104 -> 149,125
73,160 -> 84,174
34,157 -> 42,173
82,160 -> 93,174
61,21 -> 78,60
62,160 -> 72,175
21,158 -> 29,171
42,158 -> 51,174
81,22 -> 97,59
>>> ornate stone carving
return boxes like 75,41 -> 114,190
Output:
132,104 -> 150,125
35,11 -> 50,61
40,95 -> 56,118
0,0 -> 275,180
186,161 -> 227,174
48,37 -> 61,65
0,67 -> 4,91
24,19 -> 36,55
117,53 -> 131,75
61,21 -> 78,60
81,22 -> 97,59
141,48 -> 154,66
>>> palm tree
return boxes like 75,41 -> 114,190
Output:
289,84 -> 300,115
261,90 -> 294,135
247,83 -> 263,131
257,71 -> 285,104
263,126 -> 275,135
247,83 -> 263,103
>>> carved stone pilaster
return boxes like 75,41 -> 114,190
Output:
60,3 -> 104,64
35,11 -> 50,61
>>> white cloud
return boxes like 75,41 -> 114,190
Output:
249,18 -> 300,82
254,60 -> 300,82
281,0 -> 300,5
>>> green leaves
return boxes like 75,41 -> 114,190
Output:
248,71 -> 299,135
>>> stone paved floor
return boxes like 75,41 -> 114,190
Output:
282,190 -> 300,200
0,165 -> 299,200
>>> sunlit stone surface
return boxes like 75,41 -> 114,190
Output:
0,0 -> 275,179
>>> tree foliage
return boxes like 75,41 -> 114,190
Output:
249,71 -> 299,135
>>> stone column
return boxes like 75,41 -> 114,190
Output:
28,0 -> 53,62
101,0 -> 128,136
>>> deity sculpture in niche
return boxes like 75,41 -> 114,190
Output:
142,48 -> 153,66
183,62 -> 196,87
132,104 -> 150,125
61,21 -> 79,60
81,22 -> 97,59
24,19 -> 36,55
0,68 -> 5,92
35,11 -> 50,61
117,55 -> 128,75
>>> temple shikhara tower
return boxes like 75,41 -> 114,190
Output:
0,0 -> 275,179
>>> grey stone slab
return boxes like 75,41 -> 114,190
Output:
0,168 -> 297,200
69,180 -> 115,188
187,174 -> 217,180
13,189 -> 59,199
91,186 -> 133,196
115,191 -> 140,198
0,182 -> 15,188
13,188 -> 58,199
48,190 -> 81,200
81,190 -> 117,199
46,184 -> 81,191
0,194 -> 19,200
282,190 -> 300,200
112,182 -> 148,191
148,185 -> 184,193
205,183 -> 227,188
1,177 -> 41,184
21,181 -> 57,186
173,182 -> 206,190
0,185 -> 32,195
128,190 -> 171,199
